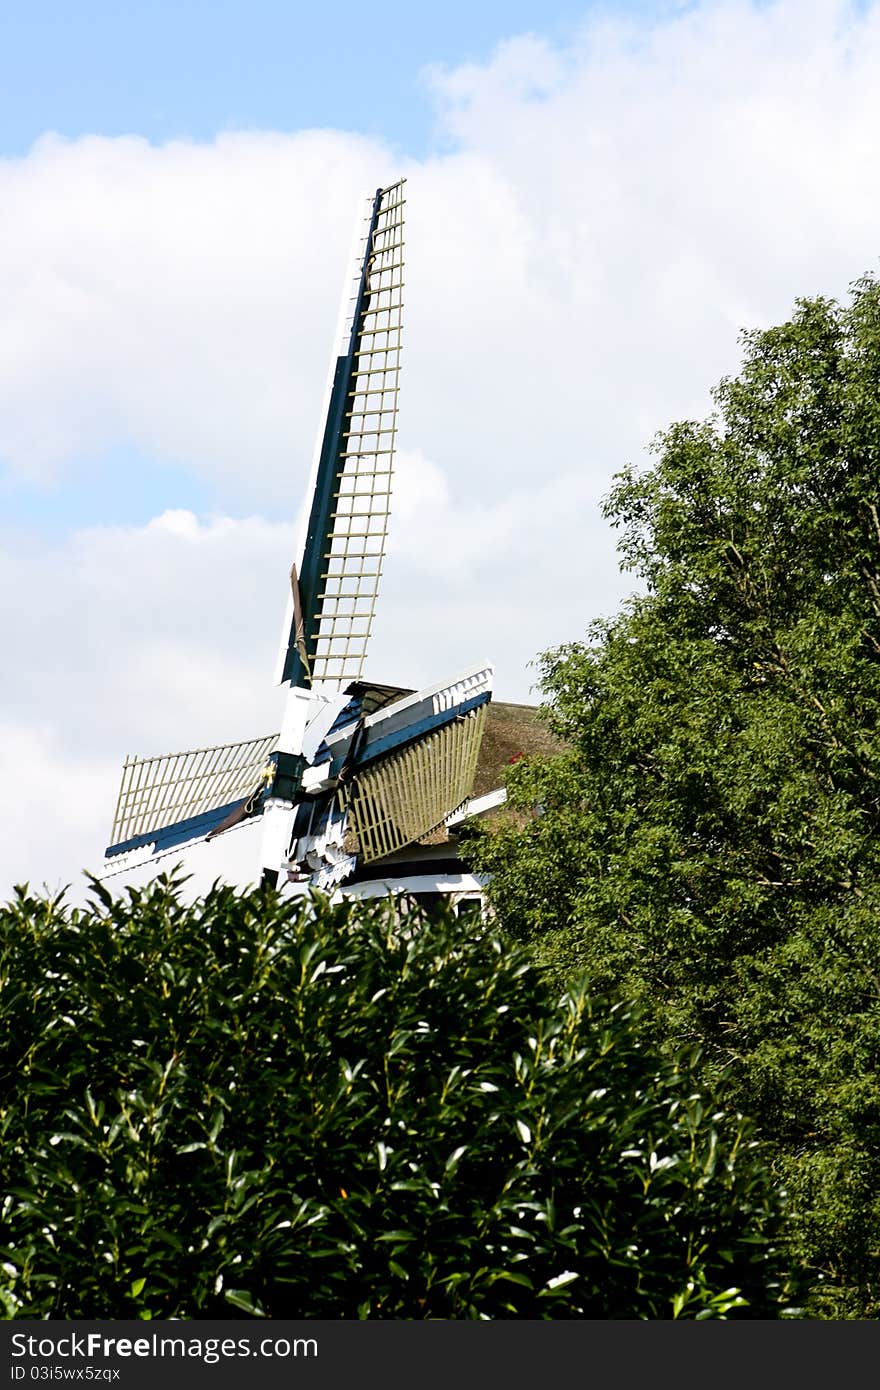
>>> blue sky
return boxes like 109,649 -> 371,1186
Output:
1,0 -> 653,160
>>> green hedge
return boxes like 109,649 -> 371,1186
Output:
0,876 -> 796,1318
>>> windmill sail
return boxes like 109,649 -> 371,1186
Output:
277,179 -> 405,690
343,701 -> 489,864
105,734 -> 278,857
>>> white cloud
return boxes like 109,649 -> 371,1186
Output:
373,447 -> 624,692
0,129 -> 400,497
0,509 -> 293,755
0,719 -> 113,897
0,509 -> 297,901
3,0 -> 880,900
0,707 -> 266,901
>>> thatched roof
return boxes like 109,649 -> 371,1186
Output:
471,700 -> 564,798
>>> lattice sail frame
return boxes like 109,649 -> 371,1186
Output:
342,703 -> 488,864
313,181 -> 404,684
109,734 -> 279,848
276,180 -> 406,693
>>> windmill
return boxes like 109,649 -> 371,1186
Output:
104,180 -> 498,905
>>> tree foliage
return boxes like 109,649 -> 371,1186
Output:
467,276 -> 880,1317
0,876 -> 793,1319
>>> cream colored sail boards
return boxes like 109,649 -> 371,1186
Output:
312,180 -> 405,685
343,703 -> 488,864
108,733 -> 279,851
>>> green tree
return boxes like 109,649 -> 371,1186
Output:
467,276 -> 880,1317
0,876 -> 794,1319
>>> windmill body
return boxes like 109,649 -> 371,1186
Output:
105,181 -> 499,906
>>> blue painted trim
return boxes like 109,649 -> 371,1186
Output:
312,695 -> 363,765
329,696 -> 362,732
328,692 -> 491,777
105,796 -> 257,858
